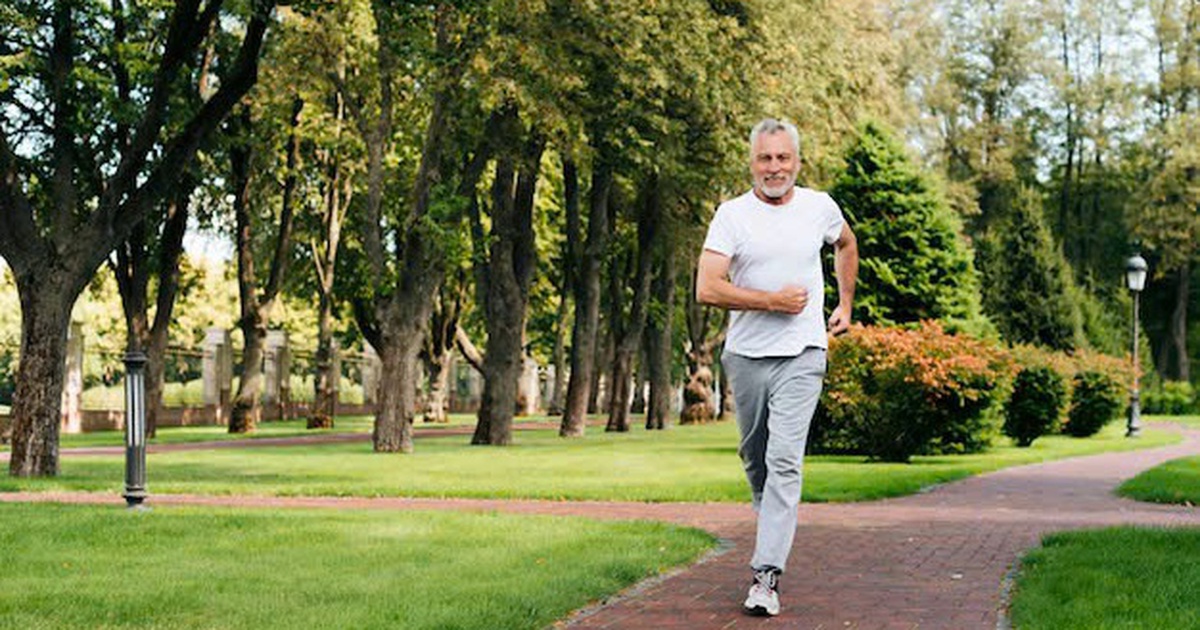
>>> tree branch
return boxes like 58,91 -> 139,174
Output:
455,324 -> 485,373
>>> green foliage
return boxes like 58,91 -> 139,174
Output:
830,121 -> 988,329
1002,366 -> 1067,447
1064,371 -> 1123,438
1143,381 -> 1198,416
977,186 -> 1084,350
811,323 -> 1008,462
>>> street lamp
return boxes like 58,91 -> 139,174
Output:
123,351 -> 148,507
1125,254 -> 1148,438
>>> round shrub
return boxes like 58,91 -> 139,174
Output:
1065,371 -> 1123,437
813,322 -> 1008,462
1003,366 -> 1066,447
1143,381 -> 1197,415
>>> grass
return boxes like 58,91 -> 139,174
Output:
1118,456 -> 1200,505
1009,527 -> 1200,630
0,420 -> 1179,503
1161,414 -> 1200,429
0,503 -> 713,630
0,413 -> 545,451
1114,414 -> 1200,505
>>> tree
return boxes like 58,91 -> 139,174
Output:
225,95 -> 302,434
0,0 -> 272,476
977,186 -> 1084,350
337,1 -> 490,453
830,121 -> 987,330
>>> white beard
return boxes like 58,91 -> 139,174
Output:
757,177 -> 794,199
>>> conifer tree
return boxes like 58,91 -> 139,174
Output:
831,121 -> 986,330
977,186 -> 1084,350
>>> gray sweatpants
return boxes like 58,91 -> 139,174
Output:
722,348 -> 826,573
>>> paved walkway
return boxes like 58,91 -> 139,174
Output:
3,423 -> 1199,629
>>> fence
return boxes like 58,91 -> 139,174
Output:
0,327 -> 572,435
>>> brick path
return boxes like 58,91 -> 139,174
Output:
3,423 -> 1199,629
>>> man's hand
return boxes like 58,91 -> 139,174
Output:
827,303 -> 852,335
770,285 -> 808,314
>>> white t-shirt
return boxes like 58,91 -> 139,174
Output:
702,187 -> 845,357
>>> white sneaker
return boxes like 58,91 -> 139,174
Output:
743,569 -> 781,616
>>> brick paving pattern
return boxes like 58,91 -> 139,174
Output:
3,422 -> 1199,629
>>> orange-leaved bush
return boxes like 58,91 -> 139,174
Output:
811,322 -> 1011,462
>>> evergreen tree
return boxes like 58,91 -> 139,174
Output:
977,187 -> 1084,351
831,121 -> 987,331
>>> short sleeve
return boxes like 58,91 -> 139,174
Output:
822,194 -> 846,245
703,204 -> 736,257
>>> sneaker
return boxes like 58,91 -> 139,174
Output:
743,568 -> 781,616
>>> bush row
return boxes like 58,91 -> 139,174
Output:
1143,380 -> 1199,415
809,323 -> 1134,462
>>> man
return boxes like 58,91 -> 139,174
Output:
696,118 -> 858,617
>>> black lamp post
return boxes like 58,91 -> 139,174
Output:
1125,254 -> 1148,438
123,351 -> 148,507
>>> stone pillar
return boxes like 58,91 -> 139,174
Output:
517,355 -> 540,416
203,328 -> 232,425
60,322 -> 84,434
330,339 -> 341,415
362,344 -> 381,406
264,330 -> 290,420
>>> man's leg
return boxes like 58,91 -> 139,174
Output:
722,352 -> 770,511
750,348 -> 826,573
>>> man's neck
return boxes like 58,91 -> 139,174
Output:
753,187 -> 794,206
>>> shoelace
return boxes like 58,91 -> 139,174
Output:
753,570 -> 778,591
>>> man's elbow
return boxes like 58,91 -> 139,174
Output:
695,282 -> 715,306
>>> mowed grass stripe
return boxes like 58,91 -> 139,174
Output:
0,503 -> 714,630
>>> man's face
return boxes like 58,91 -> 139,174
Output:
751,131 -> 799,199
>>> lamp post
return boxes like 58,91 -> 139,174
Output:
1125,254 -> 1148,438
123,351 -> 148,507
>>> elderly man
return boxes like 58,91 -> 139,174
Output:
696,118 -> 858,617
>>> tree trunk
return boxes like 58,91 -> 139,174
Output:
230,311 -> 267,433
646,246 -> 676,431
590,322 -> 613,415
560,159 -> 612,437
310,294 -> 338,429
373,320 -> 423,453
7,282 -> 74,477
546,291 -> 570,415
605,177 -> 659,433
606,350 -> 633,432
474,129 -> 544,445
424,352 -> 452,423
309,95 -> 350,430
629,346 -> 646,415
681,269 -> 723,425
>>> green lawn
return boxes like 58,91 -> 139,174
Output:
1,420 -> 1179,503
1118,456 -> 1200,504
1009,527 -> 1200,630
0,503 -> 713,630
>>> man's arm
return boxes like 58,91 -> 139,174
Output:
695,249 -> 807,313
827,222 -> 858,335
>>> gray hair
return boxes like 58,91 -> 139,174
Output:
749,118 -> 801,161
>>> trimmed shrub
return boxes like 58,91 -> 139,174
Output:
1003,366 -> 1066,447
1143,381 -> 1197,415
1065,371 -> 1123,437
812,322 -> 1009,462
